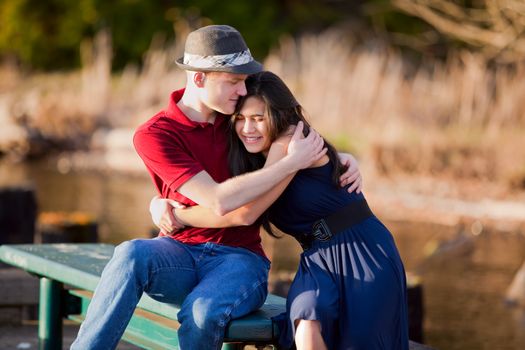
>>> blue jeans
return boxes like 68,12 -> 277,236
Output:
70,237 -> 270,350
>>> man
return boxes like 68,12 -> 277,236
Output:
72,25 -> 361,349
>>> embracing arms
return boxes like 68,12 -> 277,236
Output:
152,134 -> 294,231
176,122 -> 325,216
151,152 -> 363,233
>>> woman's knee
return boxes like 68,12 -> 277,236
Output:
295,320 -> 327,350
295,319 -> 322,333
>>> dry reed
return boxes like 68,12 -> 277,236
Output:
264,29 -> 525,188
0,26 -> 523,188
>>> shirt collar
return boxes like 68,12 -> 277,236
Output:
165,89 -> 227,130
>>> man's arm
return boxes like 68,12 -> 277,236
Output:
178,122 -> 325,215
153,134 -> 295,231
171,152 -> 363,228
176,134 -> 294,226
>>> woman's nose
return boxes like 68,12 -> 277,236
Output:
243,119 -> 254,132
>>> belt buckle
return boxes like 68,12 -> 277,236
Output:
312,219 -> 332,241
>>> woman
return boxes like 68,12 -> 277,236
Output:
152,71 -> 409,349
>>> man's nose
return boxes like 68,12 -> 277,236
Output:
238,82 -> 247,96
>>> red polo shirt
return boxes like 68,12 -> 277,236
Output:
133,89 -> 265,257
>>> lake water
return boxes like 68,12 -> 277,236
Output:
1,158 -> 524,350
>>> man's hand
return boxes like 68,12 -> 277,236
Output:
286,121 -> 327,171
339,153 -> 363,193
149,196 -> 186,234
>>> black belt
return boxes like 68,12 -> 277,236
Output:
297,199 -> 374,251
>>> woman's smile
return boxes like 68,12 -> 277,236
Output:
241,135 -> 264,144
235,97 -> 271,153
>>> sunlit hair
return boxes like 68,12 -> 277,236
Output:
228,71 -> 347,237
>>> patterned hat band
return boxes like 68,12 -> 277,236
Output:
176,25 -> 262,74
183,49 -> 254,69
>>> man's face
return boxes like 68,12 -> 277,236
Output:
202,72 -> 248,115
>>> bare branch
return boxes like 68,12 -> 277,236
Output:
392,0 -> 525,61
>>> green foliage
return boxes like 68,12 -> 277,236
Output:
0,0 -> 360,71
91,0 -> 176,69
0,0 -> 176,70
0,0 -> 98,69
0,0 -> 445,71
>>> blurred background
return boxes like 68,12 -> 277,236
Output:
0,1 -> 525,349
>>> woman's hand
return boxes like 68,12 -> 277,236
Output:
338,153 -> 363,193
149,196 -> 186,234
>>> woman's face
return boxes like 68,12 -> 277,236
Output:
234,96 -> 272,154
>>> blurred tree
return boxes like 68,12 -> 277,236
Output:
363,0 -> 452,59
0,0 -> 367,71
0,0 -> 103,69
6,0 -> 525,70
92,0 -> 176,69
2,0 -> 489,71
177,0 -> 363,59
0,0 -> 175,70
391,0 -> 525,63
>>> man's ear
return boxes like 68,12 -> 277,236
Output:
193,72 -> 206,87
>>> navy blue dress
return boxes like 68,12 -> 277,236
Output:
269,162 -> 409,349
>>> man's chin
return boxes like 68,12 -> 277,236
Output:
218,107 -> 235,115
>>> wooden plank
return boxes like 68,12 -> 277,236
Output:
0,244 -> 286,342
69,291 -> 181,350
0,244 -> 186,318
0,244 -> 113,291
70,287 -> 285,341
224,294 -> 284,341
70,290 -> 180,328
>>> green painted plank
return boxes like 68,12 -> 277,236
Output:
70,291 -> 180,349
225,295 -> 285,340
69,313 -> 179,350
0,244 -> 286,341
0,243 -> 113,291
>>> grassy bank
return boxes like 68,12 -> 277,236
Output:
1,28 -> 524,194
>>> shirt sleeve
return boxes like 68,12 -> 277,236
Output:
133,127 -> 204,196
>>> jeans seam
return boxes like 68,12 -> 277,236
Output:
108,297 -> 137,350
150,266 -> 195,274
214,278 -> 268,347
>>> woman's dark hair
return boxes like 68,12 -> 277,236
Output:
228,71 -> 347,237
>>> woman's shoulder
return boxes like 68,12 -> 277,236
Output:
307,154 -> 330,169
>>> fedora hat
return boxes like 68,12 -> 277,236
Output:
176,25 -> 262,74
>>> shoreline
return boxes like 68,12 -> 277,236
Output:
2,144 -> 524,232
